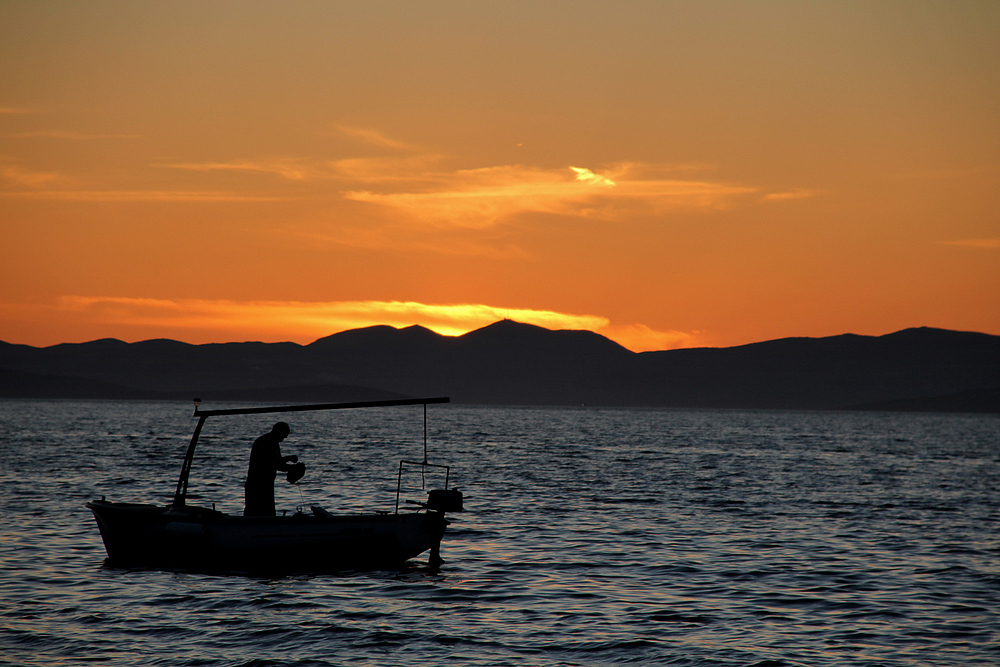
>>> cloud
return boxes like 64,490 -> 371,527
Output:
345,165 -> 596,229
344,164 -> 756,229
762,190 -> 819,201
570,166 -> 616,187
27,296 -> 699,350
158,159 -> 311,180
0,156 -> 288,200
294,224 -> 530,260
157,154 -> 446,184
3,130 -> 140,140
335,124 -> 417,151
145,126 -> 766,230
0,106 -> 43,114
54,296 -> 607,338
0,163 -> 67,188
0,190 -> 284,202
152,150 -> 758,230
328,154 -> 447,183
939,238 -> 1000,249
600,323 -> 704,352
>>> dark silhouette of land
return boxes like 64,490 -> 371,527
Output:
1,320 -> 997,412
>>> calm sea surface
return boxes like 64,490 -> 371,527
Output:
0,400 -> 997,666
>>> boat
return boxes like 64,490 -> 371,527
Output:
87,396 -> 464,574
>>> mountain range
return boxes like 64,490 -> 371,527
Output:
1,320 -> 998,412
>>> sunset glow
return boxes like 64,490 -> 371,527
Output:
0,296 -> 692,352
1,2 -> 997,350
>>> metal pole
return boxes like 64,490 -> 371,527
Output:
395,461 -> 404,514
194,396 -> 449,417
172,414 -> 206,507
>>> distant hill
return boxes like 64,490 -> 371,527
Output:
1,321 -> 997,412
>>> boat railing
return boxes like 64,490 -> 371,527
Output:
395,459 -> 451,514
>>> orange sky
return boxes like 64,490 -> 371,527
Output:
1,1 -> 998,351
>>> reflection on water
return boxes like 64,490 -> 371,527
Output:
1,400 -> 998,666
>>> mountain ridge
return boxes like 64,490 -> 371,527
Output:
1,322 -> 997,412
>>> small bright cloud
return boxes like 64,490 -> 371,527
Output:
570,166 -> 616,187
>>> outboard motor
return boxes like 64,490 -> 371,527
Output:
426,488 -> 464,512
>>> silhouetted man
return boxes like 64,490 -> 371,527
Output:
244,421 -> 299,516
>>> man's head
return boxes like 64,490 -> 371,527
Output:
271,421 -> 290,439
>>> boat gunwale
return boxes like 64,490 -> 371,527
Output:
87,499 -> 435,524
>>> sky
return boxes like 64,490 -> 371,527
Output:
1,1 -> 997,351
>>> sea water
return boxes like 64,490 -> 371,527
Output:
0,400 -> 997,666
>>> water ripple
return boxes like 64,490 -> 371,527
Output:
1,402 -> 998,666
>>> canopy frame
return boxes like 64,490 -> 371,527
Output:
171,396 -> 450,508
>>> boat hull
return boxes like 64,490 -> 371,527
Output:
87,500 -> 449,573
